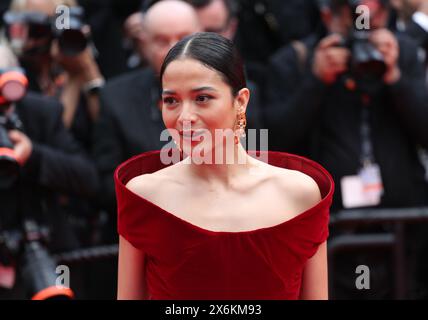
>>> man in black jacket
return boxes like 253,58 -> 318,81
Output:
264,0 -> 428,298
92,0 -> 201,231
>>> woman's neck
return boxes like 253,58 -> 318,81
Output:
183,143 -> 257,189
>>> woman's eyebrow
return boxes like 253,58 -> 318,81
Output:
162,90 -> 176,95
162,87 -> 218,95
191,86 -> 217,92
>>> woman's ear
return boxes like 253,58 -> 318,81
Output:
234,88 -> 250,113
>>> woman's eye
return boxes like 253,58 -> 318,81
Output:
163,97 -> 178,105
196,95 -> 212,103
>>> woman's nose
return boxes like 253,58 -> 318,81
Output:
177,102 -> 197,126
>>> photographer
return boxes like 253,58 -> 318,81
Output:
265,0 -> 428,209
263,0 -> 428,298
3,0 -> 104,151
0,45 -> 99,299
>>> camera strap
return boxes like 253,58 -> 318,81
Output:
360,96 -> 375,166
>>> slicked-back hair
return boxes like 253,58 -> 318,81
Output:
160,32 -> 246,96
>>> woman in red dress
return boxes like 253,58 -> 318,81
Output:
115,32 -> 334,300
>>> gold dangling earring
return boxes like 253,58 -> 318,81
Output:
234,111 -> 247,145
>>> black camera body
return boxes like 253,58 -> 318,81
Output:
342,30 -> 387,81
53,6 -> 88,56
3,6 -> 89,57
0,107 -> 23,189
0,68 -> 28,189
334,0 -> 388,92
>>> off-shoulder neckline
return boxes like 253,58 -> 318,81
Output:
116,150 -> 334,236
125,186 -> 330,236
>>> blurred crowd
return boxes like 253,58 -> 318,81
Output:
0,0 -> 427,299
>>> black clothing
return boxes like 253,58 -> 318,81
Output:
1,91 -> 99,251
235,0 -> 322,86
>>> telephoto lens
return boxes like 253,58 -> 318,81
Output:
20,220 -> 74,300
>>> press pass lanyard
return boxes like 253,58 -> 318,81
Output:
358,95 -> 384,200
340,94 -> 385,208
360,96 -> 375,167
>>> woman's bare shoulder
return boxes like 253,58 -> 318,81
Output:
258,161 -> 322,209
125,163 -> 182,199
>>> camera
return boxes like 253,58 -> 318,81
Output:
338,28 -> 387,94
3,6 -> 89,57
322,0 -> 388,92
0,68 -> 28,189
343,0 -> 387,82
0,218 -> 75,299
342,30 -> 387,81
53,6 -> 88,56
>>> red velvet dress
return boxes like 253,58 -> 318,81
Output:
115,150 -> 334,300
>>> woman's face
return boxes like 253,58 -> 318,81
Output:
161,58 -> 248,159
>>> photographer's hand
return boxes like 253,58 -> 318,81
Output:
8,130 -> 33,166
55,46 -> 103,85
370,28 -> 401,84
312,34 -> 351,85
